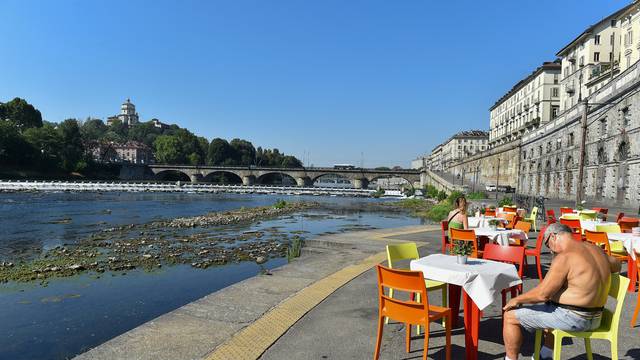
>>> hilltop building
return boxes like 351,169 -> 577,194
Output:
107,98 -> 140,126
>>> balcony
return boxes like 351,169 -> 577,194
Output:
565,84 -> 575,94
587,61 -> 620,85
567,55 -> 576,64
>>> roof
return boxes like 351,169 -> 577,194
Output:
556,2 -> 638,57
489,60 -> 561,111
431,129 -> 489,153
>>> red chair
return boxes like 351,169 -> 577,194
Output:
374,265 -> 452,360
483,243 -> 526,310
450,228 -> 481,258
619,217 -> 639,233
592,207 -> 608,221
559,218 -> 582,240
503,206 -> 517,213
546,209 -> 557,224
632,256 -> 640,328
485,208 -> 496,217
616,212 -> 625,223
560,207 -> 574,215
441,220 -> 450,254
525,225 -> 547,280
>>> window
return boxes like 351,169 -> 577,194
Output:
553,74 -> 559,84
600,117 -> 607,136
595,35 -> 600,45
564,67 -> 569,77
552,88 -> 559,97
611,19 -> 617,27
611,34 -> 615,45
594,52 -> 600,62
622,107 -> 631,127
579,56 -> 584,66
627,55 -> 632,68
552,106 -> 559,119
568,133 -> 574,146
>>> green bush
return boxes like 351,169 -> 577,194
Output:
437,190 -> 447,202
424,185 -> 439,199
446,190 -> 464,205
466,191 -> 487,200
273,199 -> 287,209
425,203 -> 453,222
372,188 -> 385,198
498,196 -> 513,207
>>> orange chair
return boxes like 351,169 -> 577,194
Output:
450,228 -> 481,258
499,213 -> 517,230
485,208 -> 496,217
483,243 -> 526,309
441,221 -> 450,254
560,218 -> 582,239
503,206 -> 517,213
525,225 -> 548,280
592,207 -> 608,221
512,221 -> 532,246
546,209 -> 557,225
632,255 -> 640,328
374,265 -> 451,360
560,207 -> 574,215
618,217 -> 639,233
616,212 -> 625,223
584,230 -> 629,264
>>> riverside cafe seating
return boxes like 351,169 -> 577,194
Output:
374,207 -> 638,359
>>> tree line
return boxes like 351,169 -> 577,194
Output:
0,98 -> 302,177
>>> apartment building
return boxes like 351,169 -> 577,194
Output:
489,61 -> 561,148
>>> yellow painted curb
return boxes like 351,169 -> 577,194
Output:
371,224 -> 440,240
204,251 -> 387,360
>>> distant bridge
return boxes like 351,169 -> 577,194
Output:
144,165 -> 421,189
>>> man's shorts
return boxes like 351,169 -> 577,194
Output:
513,302 -> 602,333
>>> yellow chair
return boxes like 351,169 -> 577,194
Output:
386,242 -> 448,331
596,224 -> 626,253
523,207 -> 539,231
533,274 -> 630,360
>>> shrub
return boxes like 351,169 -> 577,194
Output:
498,196 -> 513,207
274,199 -> 287,209
425,203 -> 453,222
424,185 -> 439,199
447,190 -> 464,205
466,191 -> 487,200
437,190 -> 447,202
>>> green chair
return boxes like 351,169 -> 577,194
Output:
386,242 -> 448,331
523,206 -> 539,231
533,274 -> 630,360
596,224 -> 626,253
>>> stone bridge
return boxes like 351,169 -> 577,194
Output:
145,165 -> 421,189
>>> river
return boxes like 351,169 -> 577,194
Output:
0,192 -> 424,360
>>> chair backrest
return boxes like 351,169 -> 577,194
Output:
450,228 -> 479,258
530,206 -> 538,219
592,207 -> 608,215
562,213 -> 580,220
499,212 -> 517,229
579,211 -> 597,220
606,274 -> 631,333
485,208 -> 496,217
386,243 -> 419,269
503,206 -> 517,213
376,265 -> 429,324
546,209 -> 556,224
514,220 -> 532,233
584,230 -> 611,255
560,218 -> 582,234
616,212 -> 625,223
483,243 -> 525,278
560,207 -> 574,215
619,218 -> 640,233
595,224 -> 621,233
440,221 -> 450,254
533,225 -> 549,254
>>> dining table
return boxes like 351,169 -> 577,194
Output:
578,220 -> 619,233
608,232 -> 640,292
410,254 -> 522,360
467,216 -> 508,229
473,227 -> 528,246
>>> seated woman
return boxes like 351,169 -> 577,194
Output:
447,195 -> 469,231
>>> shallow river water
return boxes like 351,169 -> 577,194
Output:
0,192 -> 422,360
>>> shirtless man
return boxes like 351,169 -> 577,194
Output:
502,223 -> 621,360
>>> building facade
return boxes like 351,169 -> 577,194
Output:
107,98 -> 140,126
88,141 -> 153,165
440,130 -> 489,169
489,61 -> 561,148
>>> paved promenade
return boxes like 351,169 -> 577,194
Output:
76,225 -> 640,360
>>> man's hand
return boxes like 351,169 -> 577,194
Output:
503,298 -> 520,312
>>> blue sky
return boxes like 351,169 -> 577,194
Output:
0,0 -> 631,167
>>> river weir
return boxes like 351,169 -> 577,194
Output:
0,180 -> 376,196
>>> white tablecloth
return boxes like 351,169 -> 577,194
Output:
410,254 -> 522,310
473,228 -> 528,246
580,221 -> 619,232
468,216 -> 508,229
608,233 -> 640,260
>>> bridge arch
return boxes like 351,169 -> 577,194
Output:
256,172 -> 297,186
368,175 -> 414,190
155,170 -> 191,182
312,173 -> 352,187
203,171 -> 243,184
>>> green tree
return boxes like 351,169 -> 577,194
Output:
207,138 -> 233,165
1,98 -> 43,129
127,121 -> 162,147
230,138 -> 256,165
153,135 -> 182,164
80,118 -> 108,142
108,119 -> 129,139
23,123 -> 63,168
0,121 -> 34,165
58,119 -> 85,172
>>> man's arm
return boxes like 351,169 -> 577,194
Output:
503,254 -> 570,311
607,254 -> 621,273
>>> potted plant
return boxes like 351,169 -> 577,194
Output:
452,240 -> 473,264
488,219 -> 500,231
480,207 -> 486,216
576,200 -> 586,211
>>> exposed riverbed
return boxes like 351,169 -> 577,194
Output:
0,192 -> 428,360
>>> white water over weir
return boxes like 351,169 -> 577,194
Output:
0,180 -> 377,197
